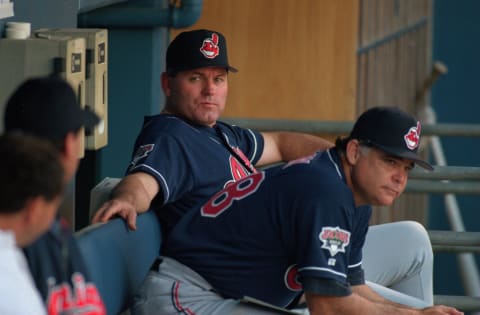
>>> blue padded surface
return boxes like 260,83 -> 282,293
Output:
76,210 -> 162,315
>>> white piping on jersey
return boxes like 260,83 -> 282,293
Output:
130,164 -> 170,203
348,261 -> 362,269
298,266 -> 347,278
246,128 -> 259,161
208,135 -> 221,145
327,149 -> 343,179
216,127 -> 259,161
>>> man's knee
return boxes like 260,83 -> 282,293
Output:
393,221 -> 433,264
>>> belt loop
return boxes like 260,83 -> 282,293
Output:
150,257 -> 163,271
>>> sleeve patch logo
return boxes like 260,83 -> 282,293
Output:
319,226 -> 351,257
130,144 -> 155,167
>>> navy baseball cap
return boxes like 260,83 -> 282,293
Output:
350,106 -> 433,170
166,29 -> 238,75
4,76 -> 100,140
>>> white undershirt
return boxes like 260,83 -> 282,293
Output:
0,229 -> 46,315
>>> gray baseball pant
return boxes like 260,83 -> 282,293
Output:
363,220 -> 433,308
132,221 -> 433,314
131,256 -> 297,315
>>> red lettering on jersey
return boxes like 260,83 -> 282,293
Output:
284,264 -> 302,291
230,156 -> 249,181
320,229 -> 350,244
231,147 -> 257,173
201,172 -> 265,217
48,273 -> 106,315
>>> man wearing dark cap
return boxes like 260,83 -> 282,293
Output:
0,133 -> 64,315
93,30 -> 435,309
131,107 -> 462,315
3,76 -> 106,315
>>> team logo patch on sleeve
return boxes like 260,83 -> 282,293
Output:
319,226 -> 351,257
130,144 -> 155,167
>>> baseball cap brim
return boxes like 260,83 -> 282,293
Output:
371,142 -> 434,171
168,64 -> 238,75
82,107 -> 101,131
227,66 -> 238,73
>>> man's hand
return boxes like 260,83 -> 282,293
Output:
92,199 -> 138,230
421,305 -> 463,315
91,172 -> 160,230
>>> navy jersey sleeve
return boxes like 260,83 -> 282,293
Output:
127,123 -> 195,205
286,169 -> 369,297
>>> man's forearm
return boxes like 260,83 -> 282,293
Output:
258,131 -> 333,166
352,284 -> 417,309
306,291 -> 421,315
111,173 -> 159,213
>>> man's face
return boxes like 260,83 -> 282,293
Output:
162,67 -> 228,127
350,145 -> 414,207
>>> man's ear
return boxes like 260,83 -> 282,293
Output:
161,72 -> 171,97
18,197 -> 43,243
22,197 -> 41,224
64,131 -> 80,159
345,139 -> 361,165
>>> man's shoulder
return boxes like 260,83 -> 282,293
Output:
216,120 -> 249,133
271,151 -> 349,194
142,114 -> 206,136
144,114 -> 185,129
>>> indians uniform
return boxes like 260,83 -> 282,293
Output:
129,114 -> 433,313
132,149 -> 436,315
177,149 -> 368,300
132,149 -> 371,314
24,217 -> 106,315
127,114 -> 263,234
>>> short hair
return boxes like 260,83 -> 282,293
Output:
0,132 -> 64,214
335,136 -> 372,156
335,136 -> 350,154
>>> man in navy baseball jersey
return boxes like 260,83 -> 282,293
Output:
93,29 -> 435,307
131,107 -> 462,315
93,29 -> 332,236
4,77 -> 106,315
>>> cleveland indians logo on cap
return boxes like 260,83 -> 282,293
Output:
199,33 -> 220,59
319,226 -> 350,257
404,121 -> 421,150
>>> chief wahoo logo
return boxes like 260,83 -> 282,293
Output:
200,33 -> 220,59
404,121 -> 421,150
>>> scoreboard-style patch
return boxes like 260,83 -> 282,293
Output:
319,226 -> 351,257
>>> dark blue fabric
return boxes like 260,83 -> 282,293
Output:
127,114 -> 264,234
24,216 -> 105,314
164,149 -> 371,308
